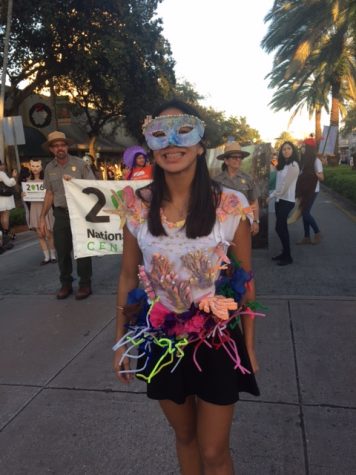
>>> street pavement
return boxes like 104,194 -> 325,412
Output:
0,186 -> 355,475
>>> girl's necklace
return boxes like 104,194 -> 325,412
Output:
163,200 -> 188,219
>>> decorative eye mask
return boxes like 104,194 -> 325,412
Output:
143,114 -> 205,150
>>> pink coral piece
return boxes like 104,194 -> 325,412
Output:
122,186 -> 136,208
216,192 -> 254,223
198,295 -> 238,321
149,301 -> 170,328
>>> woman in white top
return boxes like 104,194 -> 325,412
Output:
269,141 -> 300,265
295,143 -> 324,244
0,160 -> 17,246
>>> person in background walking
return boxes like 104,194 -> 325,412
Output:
23,160 -> 57,265
295,142 -> 324,245
214,142 -> 260,235
268,141 -> 300,266
39,131 -> 95,300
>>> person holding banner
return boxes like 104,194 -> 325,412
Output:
113,100 -> 260,474
24,160 -> 56,265
123,145 -> 153,180
39,131 -> 95,300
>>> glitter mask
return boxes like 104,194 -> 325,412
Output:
143,114 -> 205,150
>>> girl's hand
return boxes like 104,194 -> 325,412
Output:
247,347 -> 259,374
251,221 -> 259,236
39,216 -> 47,238
113,347 -> 133,384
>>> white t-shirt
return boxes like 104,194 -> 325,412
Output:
126,187 -> 252,313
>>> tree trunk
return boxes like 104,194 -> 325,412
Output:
328,82 -> 340,166
315,107 -> 322,146
89,136 -> 97,158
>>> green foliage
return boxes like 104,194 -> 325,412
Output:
324,165 -> 356,204
1,0 -> 176,139
262,0 -> 356,134
340,106 -> 356,136
1,1 -> 263,145
9,206 -> 26,226
274,131 -> 297,151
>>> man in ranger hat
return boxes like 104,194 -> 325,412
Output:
39,131 -> 96,300
214,141 -> 260,235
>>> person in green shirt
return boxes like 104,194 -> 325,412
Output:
214,142 -> 260,235
39,131 -> 95,300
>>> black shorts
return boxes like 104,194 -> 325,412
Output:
136,324 -> 260,405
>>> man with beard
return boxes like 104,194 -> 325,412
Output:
39,131 -> 95,300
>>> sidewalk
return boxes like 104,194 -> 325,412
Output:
0,188 -> 355,474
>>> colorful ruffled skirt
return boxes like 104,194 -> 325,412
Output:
114,290 -> 261,405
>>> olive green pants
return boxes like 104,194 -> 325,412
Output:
53,207 -> 92,287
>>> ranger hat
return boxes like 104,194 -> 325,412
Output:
216,141 -> 250,160
43,131 -> 74,150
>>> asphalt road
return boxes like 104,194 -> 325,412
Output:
0,187 -> 355,474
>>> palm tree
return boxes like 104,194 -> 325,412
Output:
262,0 -> 356,154
267,63 -> 330,144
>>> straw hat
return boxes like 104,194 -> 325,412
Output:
42,131 -> 74,150
216,141 -> 250,160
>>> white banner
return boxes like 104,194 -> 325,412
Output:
318,125 -> 338,155
22,181 -> 45,201
64,179 -> 151,258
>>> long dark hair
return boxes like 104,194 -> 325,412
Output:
137,99 -> 221,238
300,143 -> 317,172
277,141 -> 299,170
296,144 -> 318,211
29,160 -> 44,180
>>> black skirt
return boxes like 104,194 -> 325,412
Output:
136,324 -> 260,405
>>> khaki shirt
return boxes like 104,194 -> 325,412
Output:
214,169 -> 258,203
44,155 -> 95,207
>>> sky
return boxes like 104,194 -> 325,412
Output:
156,0 -> 323,144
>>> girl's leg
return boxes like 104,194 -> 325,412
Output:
159,396 -> 202,475
275,200 -> 294,258
0,210 -> 10,231
46,230 -> 57,260
302,193 -> 319,237
36,229 -> 50,262
197,399 -> 235,475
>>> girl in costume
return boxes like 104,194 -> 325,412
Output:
113,100 -> 261,474
269,141 -> 300,266
123,145 -> 153,180
24,160 -> 56,265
